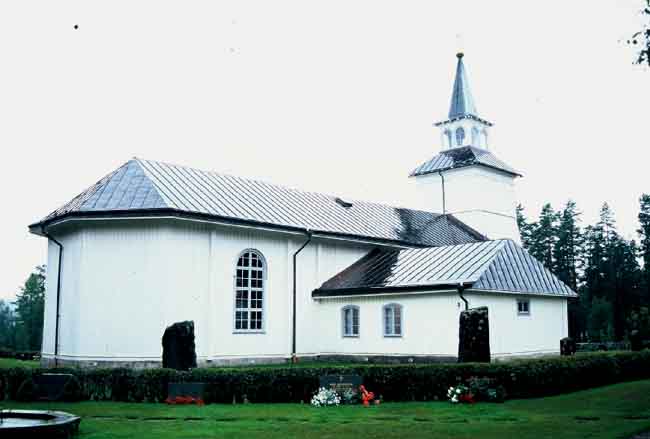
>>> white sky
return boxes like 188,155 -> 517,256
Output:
0,1 -> 648,300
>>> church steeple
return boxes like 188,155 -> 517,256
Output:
410,51 -> 522,244
449,53 -> 477,119
435,53 -> 492,150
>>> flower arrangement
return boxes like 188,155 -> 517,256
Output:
165,396 -> 205,405
359,385 -> 377,407
447,385 -> 474,404
311,387 -> 341,407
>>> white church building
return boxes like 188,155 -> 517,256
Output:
30,54 -> 576,368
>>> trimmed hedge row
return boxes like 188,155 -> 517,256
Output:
1,351 -> 649,403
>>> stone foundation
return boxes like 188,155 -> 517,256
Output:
40,354 -> 459,369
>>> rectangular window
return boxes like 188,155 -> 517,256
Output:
342,307 -> 359,337
517,299 -> 530,315
384,304 -> 402,337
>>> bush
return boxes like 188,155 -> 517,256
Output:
15,377 -> 38,402
1,351 -> 650,403
62,375 -> 83,402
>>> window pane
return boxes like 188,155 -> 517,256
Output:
234,251 -> 266,331
394,307 -> 401,335
384,309 -> 389,334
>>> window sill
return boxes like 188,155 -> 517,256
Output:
233,330 -> 266,334
517,313 -> 531,317
383,334 -> 403,338
343,335 -> 360,338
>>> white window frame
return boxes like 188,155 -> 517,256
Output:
517,298 -> 531,316
233,249 -> 267,333
383,303 -> 403,337
341,305 -> 360,338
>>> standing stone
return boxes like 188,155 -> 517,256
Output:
560,337 -> 577,356
162,321 -> 197,370
458,307 -> 491,363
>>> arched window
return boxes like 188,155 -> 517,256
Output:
383,303 -> 402,337
342,305 -> 360,337
455,127 -> 465,146
234,250 -> 266,331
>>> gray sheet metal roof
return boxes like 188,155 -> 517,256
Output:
31,158 -> 486,247
409,146 -> 521,178
449,53 -> 478,119
313,239 -> 577,297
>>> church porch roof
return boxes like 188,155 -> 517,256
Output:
313,239 -> 577,298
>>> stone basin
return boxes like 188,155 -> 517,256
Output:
0,409 -> 81,438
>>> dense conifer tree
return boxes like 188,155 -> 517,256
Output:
528,203 -> 558,269
638,194 -> 650,305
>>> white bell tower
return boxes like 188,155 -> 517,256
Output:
410,53 -> 522,244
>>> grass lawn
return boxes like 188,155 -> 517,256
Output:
2,380 -> 650,438
0,358 -> 39,368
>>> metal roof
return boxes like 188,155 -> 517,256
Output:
31,158 -> 486,247
449,53 -> 478,119
409,146 -> 522,178
313,239 -> 577,297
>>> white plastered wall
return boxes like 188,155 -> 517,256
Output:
311,291 -> 568,358
413,166 -> 521,244
41,218 -> 372,364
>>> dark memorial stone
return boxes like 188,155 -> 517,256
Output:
458,306 -> 491,363
319,374 -> 363,396
630,330 -> 643,352
561,337 -> 577,356
162,320 -> 197,370
168,382 -> 206,399
34,373 -> 74,401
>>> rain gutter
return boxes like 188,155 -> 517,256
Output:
41,226 -> 63,367
291,230 -> 312,361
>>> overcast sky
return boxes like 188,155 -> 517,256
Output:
0,1 -> 648,300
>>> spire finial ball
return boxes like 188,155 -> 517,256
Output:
456,52 -> 464,59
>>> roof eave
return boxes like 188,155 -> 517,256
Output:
312,282 -> 471,298
467,287 -> 578,298
29,209 -> 438,248
410,162 -> 522,179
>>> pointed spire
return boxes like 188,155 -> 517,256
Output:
448,53 -> 478,119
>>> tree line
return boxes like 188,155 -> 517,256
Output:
517,195 -> 650,342
0,265 -> 45,352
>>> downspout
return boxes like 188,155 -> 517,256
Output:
457,283 -> 468,311
41,226 -> 63,367
438,171 -> 446,214
291,230 -> 312,362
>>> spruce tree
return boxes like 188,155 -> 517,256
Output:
516,203 -> 535,250
528,203 -> 558,270
13,266 -> 46,351
638,194 -> 650,305
554,200 -> 582,291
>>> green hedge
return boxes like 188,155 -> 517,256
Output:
1,351 -> 649,403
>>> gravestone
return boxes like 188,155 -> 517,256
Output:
168,382 -> 206,399
560,337 -> 577,356
319,374 -> 363,396
34,373 -> 74,401
458,306 -> 491,363
162,320 -> 197,370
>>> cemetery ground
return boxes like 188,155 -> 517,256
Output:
2,379 -> 650,438
0,358 -> 38,368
